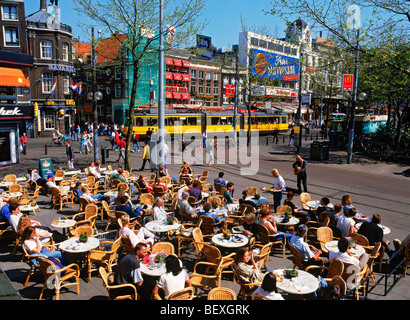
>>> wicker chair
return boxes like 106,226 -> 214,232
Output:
207,196 -> 222,207
21,245 -> 47,287
199,215 -> 226,239
367,242 -> 382,286
288,242 -> 324,270
8,184 -> 22,193
4,174 -> 17,183
72,225 -> 94,238
404,241 -> 410,277
306,257 -> 344,281
70,208 -> 99,234
316,227 -> 340,254
300,192 -> 315,210
152,241 -> 175,255
87,237 -> 121,281
340,260 -> 368,300
99,267 -> 138,300
50,187 -> 74,211
38,257 -> 80,300
176,219 -> 201,256
251,242 -> 273,272
207,287 -> 237,300
168,287 -> 196,300
102,201 -> 118,231
189,253 -> 222,297
257,224 -> 286,258
245,187 -> 257,196
19,188 -> 41,216
330,275 -> 347,298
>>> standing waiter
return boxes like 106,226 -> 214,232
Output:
293,154 -> 307,195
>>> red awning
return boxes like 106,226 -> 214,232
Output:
166,58 -> 173,65
172,92 -> 182,99
172,73 -> 183,81
0,67 -> 30,87
166,92 -> 173,99
181,93 -> 190,100
166,72 -> 173,80
182,60 -> 190,67
173,59 -> 182,67
181,74 -> 191,81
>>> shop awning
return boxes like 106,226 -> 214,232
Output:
173,59 -> 182,67
182,60 -> 190,67
166,58 -> 173,65
166,92 -> 173,99
0,67 -> 30,87
181,74 -> 191,81
172,73 -> 183,81
166,72 -> 173,80
181,93 -> 190,100
172,92 -> 182,99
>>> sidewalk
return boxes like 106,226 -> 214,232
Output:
0,130 -> 409,301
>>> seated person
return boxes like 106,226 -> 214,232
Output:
341,194 -> 369,222
213,172 -> 227,188
111,166 -> 134,196
283,191 -> 310,223
150,178 -> 168,192
79,186 -> 106,204
232,247 -> 264,291
46,174 -> 59,191
22,226 -> 71,266
152,255 -> 191,300
224,182 -> 239,211
188,181 -> 202,202
239,190 -> 257,209
252,271 -> 284,300
179,161 -> 193,175
137,175 -> 152,193
179,168 -> 193,184
329,203 -> 343,229
358,213 -> 392,255
336,208 -> 358,238
176,180 -> 192,198
8,202 -> 51,238
0,198 -> 11,222
240,213 -> 259,240
290,224 -> 328,266
116,195 -> 143,219
118,214 -> 157,248
152,197 -> 168,221
26,168 -> 48,195
329,236 -> 369,270
88,161 -> 105,181
178,192 -> 198,222
197,202 -> 226,228
258,207 -> 293,244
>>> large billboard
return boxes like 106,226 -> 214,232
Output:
251,49 -> 299,82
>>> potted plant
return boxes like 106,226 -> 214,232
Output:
211,201 -> 218,209
154,252 -> 168,265
79,232 -> 88,243
222,230 -> 231,240
166,216 -> 174,225
254,193 -> 261,200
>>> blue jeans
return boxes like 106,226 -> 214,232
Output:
273,191 -> 283,212
31,247 -> 71,266
133,141 -> 140,151
80,142 -> 89,153
271,232 -> 294,245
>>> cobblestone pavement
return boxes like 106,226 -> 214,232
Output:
0,129 -> 409,302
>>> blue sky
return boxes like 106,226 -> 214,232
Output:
24,0 -> 295,49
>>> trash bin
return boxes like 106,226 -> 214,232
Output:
101,147 -> 109,164
310,141 -> 329,161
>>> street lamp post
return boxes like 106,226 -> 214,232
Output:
233,44 -> 239,147
157,0 -> 165,169
91,26 -> 101,163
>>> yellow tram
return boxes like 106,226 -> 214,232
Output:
126,110 -> 288,137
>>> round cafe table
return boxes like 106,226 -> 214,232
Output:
51,219 -> 76,236
145,219 -> 181,234
211,233 -> 248,249
325,240 -> 366,258
275,215 -> 299,227
249,196 -> 268,206
0,181 -> 13,189
140,262 -> 167,277
273,269 -> 319,295
305,200 -> 321,210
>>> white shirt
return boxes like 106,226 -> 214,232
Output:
152,206 -> 167,220
336,215 -> 355,237
46,180 -> 58,189
252,286 -> 284,300
88,166 -> 101,178
9,212 -> 22,232
329,251 -> 359,267
24,238 -> 44,253
274,175 -> 286,191
157,269 -> 189,299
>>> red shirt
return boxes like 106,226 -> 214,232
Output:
118,139 -> 126,149
20,136 -> 28,144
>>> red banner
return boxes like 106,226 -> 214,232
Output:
225,84 -> 235,98
284,75 -> 299,81
343,74 -> 354,91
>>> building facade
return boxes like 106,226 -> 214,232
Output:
26,0 -> 76,136
0,0 -> 33,166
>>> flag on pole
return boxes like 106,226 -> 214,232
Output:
50,80 -> 57,95
70,82 -> 77,92
78,82 -> 83,96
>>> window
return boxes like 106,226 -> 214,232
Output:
4,26 -> 19,46
206,72 -> 212,80
42,73 -> 53,93
250,37 -> 259,46
198,86 -> 204,94
206,87 -> 211,95
63,75 -> 69,94
198,71 -> 204,79
259,39 -> 267,48
71,45 -> 76,60
2,5 -> 17,20
40,40 -> 52,59
114,83 -> 121,98
214,73 -> 219,82
115,67 -> 121,80
62,43 -> 69,61
190,84 -> 196,93
214,87 -> 219,95
191,70 -> 196,78
106,87 -> 111,95
44,115 -> 55,129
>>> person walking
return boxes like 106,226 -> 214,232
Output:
75,124 -> 81,141
207,139 -> 214,166
116,135 -> 126,163
293,154 -> 307,194
261,169 -> 286,212
273,127 -> 279,144
19,132 -> 28,155
132,132 -> 140,152
139,141 -> 150,171
65,140 -> 75,170
288,127 -> 295,146
79,131 -> 89,154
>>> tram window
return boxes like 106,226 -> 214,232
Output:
187,117 -> 197,125
211,117 -> 219,125
134,117 -> 143,126
282,117 -> 287,124
148,118 -> 157,126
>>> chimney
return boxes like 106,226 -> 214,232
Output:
40,0 -> 47,11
